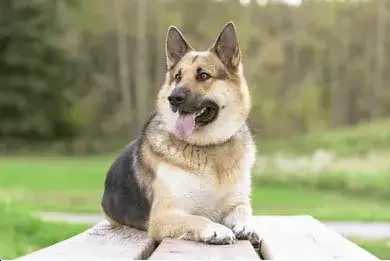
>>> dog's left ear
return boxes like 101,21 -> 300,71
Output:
210,22 -> 241,69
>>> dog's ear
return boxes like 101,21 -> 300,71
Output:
210,22 -> 241,69
165,26 -> 193,69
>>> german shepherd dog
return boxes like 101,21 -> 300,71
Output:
102,22 -> 259,245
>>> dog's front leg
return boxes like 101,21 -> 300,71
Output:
222,203 -> 260,244
148,210 -> 235,244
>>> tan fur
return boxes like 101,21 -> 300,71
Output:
145,23 -> 257,243
143,116 -> 255,184
134,156 -> 155,203
106,22 -> 259,245
158,50 -> 251,146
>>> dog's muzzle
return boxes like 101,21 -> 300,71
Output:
166,87 -> 219,140
167,87 -> 199,113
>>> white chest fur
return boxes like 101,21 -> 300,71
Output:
155,162 -> 250,222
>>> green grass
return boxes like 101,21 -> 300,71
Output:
349,237 -> 390,259
5,184 -> 390,221
0,156 -> 112,191
0,201 -> 88,260
251,185 -> 390,221
1,156 -> 390,259
1,155 -> 390,221
0,156 -> 110,213
253,169 -> 390,201
260,119 -> 390,156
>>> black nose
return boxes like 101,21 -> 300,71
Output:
168,87 -> 188,106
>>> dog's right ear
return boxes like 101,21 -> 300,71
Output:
165,26 -> 193,69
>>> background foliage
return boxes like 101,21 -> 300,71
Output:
1,0 -> 390,154
1,1 -> 390,259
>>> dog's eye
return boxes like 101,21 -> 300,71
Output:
197,72 -> 211,81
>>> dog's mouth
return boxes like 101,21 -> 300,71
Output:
194,106 -> 218,126
169,101 -> 219,139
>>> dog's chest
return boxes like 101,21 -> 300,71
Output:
156,163 -> 241,221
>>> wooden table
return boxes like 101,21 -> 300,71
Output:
17,215 -> 379,260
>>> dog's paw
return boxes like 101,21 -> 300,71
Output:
201,223 -> 235,245
230,221 -> 260,245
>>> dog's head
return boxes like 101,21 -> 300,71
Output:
157,22 -> 251,146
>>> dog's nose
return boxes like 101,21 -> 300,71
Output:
168,87 -> 188,106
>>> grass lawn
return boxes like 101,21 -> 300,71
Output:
252,185 -> 390,221
1,156 -> 390,259
0,201 -> 88,260
253,169 -> 390,201
0,155 -> 112,191
260,119 -> 390,156
1,156 -> 390,221
349,237 -> 390,260
0,156 -> 109,213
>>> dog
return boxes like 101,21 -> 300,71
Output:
101,21 -> 259,245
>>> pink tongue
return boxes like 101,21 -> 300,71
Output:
174,113 -> 196,139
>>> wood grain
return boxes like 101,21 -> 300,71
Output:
253,215 -> 379,260
148,238 -> 261,260
17,216 -> 379,260
17,221 -> 156,260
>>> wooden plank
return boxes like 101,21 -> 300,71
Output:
17,221 -> 156,260
253,215 -> 379,260
148,238 -> 261,260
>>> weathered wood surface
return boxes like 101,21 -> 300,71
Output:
253,215 -> 379,260
148,238 -> 260,260
17,215 -> 380,260
17,221 -> 156,261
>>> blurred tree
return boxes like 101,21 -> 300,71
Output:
135,0 -> 149,133
114,0 -> 132,138
373,0 -> 386,118
0,0 -> 76,141
3,0 -> 390,153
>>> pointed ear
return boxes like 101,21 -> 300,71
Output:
165,26 -> 193,69
210,22 -> 241,69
